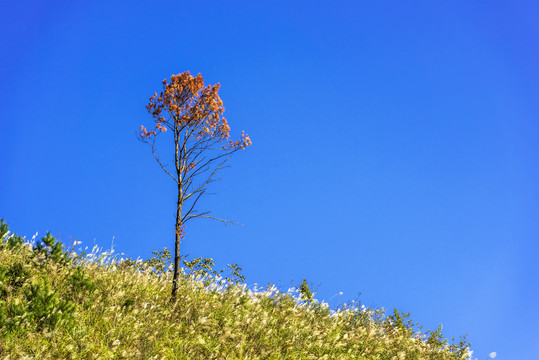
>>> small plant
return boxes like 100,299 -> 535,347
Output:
0,219 -> 8,240
182,257 -> 246,287
0,297 -> 26,333
23,280 -> 75,332
34,232 -> 71,265
183,257 -> 220,280
299,278 -> 313,303
427,324 -> 448,351
0,262 -> 31,300
66,266 -> 96,296
5,262 -> 31,290
0,219 -> 24,251
144,247 -> 173,274
0,280 -> 75,334
225,263 -> 245,284
384,308 -> 416,337
117,256 -> 143,271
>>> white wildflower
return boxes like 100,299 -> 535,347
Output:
489,352 -> 496,359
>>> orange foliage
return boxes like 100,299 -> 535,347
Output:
139,71 -> 251,150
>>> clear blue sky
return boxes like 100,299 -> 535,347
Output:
1,1 -> 537,358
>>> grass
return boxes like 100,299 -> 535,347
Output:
0,220 -> 470,359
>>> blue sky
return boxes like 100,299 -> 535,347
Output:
1,1 -> 538,358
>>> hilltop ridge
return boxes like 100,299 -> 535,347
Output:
0,220 -> 470,359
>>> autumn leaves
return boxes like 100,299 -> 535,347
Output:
140,71 -> 251,151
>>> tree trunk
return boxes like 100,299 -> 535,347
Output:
171,192 -> 182,299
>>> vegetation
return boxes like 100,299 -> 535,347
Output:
138,72 -> 251,298
0,219 -> 471,359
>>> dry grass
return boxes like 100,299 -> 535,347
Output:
0,223 -> 470,359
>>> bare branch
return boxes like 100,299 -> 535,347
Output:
183,156 -> 231,202
184,214 -> 242,226
186,151 -> 232,181
181,190 -> 206,221
151,138 -> 178,184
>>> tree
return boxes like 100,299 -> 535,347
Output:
138,72 -> 251,298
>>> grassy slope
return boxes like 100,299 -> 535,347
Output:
0,222 -> 470,359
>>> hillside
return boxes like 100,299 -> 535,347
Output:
0,220 -> 470,359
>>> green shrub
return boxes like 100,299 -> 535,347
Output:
0,219 -> 26,251
34,232 -> 71,265
66,266 -> 96,296
24,280 -> 75,332
5,262 -> 31,290
299,278 -> 313,303
0,219 -> 8,240
145,247 -> 173,274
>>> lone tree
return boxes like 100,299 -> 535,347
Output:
138,72 -> 251,298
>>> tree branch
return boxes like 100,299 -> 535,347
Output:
184,214 -> 242,226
